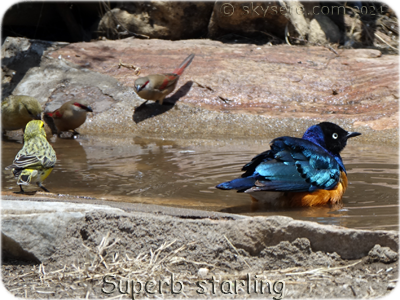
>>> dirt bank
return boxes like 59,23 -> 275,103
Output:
1,195 -> 398,298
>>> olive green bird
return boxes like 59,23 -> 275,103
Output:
2,95 -> 43,134
6,120 -> 57,193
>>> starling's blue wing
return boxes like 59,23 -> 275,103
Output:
216,137 -> 341,193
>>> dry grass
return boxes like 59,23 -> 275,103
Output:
374,14 -> 399,51
285,3 -> 399,53
2,233 -> 396,299
349,4 -> 399,52
2,232 -> 216,298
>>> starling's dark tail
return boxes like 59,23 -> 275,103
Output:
216,176 -> 256,191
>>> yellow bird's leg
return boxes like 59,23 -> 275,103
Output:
37,182 -> 50,193
15,185 -> 25,194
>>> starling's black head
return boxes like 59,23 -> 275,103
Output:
317,122 -> 361,154
303,122 -> 361,155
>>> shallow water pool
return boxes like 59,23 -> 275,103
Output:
2,135 -> 398,231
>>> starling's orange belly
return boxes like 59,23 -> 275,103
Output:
250,171 -> 348,207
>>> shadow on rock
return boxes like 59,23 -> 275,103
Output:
132,81 -> 193,124
2,255 -> 39,265
2,39 -> 58,100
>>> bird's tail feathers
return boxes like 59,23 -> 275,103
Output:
216,177 -> 313,193
173,54 -> 195,76
216,176 -> 256,191
5,164 -> 14,171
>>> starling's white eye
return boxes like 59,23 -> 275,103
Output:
332,133 -> 338,139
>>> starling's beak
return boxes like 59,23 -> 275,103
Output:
85,106 -> 93,113
347,131 -> 361,138
34,113 -> 42,120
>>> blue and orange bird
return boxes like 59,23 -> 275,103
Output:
216,122 -> 361,207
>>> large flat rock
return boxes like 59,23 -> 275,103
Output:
1,200 -> 125,262
2,198 -> 398,264
2,37 -> 398,144
49,39 -> 398,128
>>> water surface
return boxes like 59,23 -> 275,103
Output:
2,135 -> 398,231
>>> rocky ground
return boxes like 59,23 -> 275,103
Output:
1,195 -> 399,298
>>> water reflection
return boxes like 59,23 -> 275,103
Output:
2,135 -> 398,231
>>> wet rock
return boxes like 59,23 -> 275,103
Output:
98,2 -> 214,40
1,200 -> 125,262
309,14 -> 342,44
368,244 -> 398,264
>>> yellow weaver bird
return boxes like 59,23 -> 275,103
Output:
6,120 -> 57,193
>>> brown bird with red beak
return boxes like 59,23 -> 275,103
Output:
134,54 -> 195,105
44,100 -> 93,137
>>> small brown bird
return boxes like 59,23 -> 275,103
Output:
2,95 -> 42,134
134,54 -> 195,105
44,100 -> 93,137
